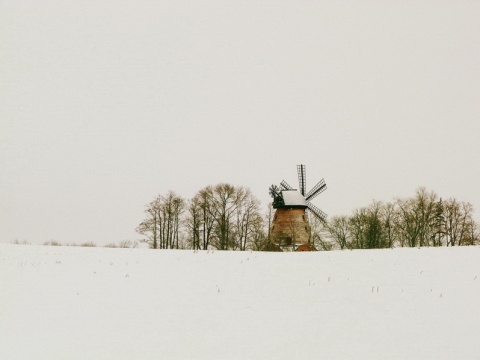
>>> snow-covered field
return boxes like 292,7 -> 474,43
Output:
1,244 -> 479,359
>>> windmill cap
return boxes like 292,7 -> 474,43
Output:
281,190 -> 308,207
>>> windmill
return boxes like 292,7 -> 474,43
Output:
268,164 -> 327,251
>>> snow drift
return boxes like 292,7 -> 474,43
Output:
1,244 -> 479,359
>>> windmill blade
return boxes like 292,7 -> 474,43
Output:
297,164 -> 306,196
305,179 -> 327,201
307,201 -> 327,222
280,180 -> 294,190
269,185 -> 280,198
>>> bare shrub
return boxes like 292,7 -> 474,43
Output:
80,242 -> 96,247
118,240 -> 133,248
44,240 -> 62,246
11,239 -> 30,245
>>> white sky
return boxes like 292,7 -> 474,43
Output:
1,1 -> 479,245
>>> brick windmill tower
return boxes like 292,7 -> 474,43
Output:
269,165 -> 327,251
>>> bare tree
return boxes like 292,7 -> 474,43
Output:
325,215 -> 350,250
186,195 -> 202,250
414,188 -> 438,247
136,195 -> 162,249
185,186 -> 218,250
249,215 -> 268,251
309,213 -> 332,250
159,191 -> 185,249
209,184 -> 238,250
349,208 -> 368,249
464,218 -> 479,246
444,199 -> 474,246
364,201 -> 384,249
199,186 -> 216,250
250,203 -> 277,251
396,197 -> 424,248
382,201 -> 400,248
234,187 -> 263,251
346,202 -> 387,249
431,198 -> 446,246
136,192 -> 185,249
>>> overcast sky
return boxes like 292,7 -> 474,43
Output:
1,1 -> 479,245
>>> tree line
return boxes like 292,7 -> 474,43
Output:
320,187 -> 479,250
136,184 -> 267,250
136,185 -> 479,251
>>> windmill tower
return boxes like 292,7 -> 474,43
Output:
269,164 -> 327,251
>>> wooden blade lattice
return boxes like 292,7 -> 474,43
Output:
305,179 -> 327,201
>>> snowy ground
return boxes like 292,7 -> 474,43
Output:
1,244 -> 479,360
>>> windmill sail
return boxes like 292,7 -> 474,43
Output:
305,179 -> 327,201
307,201 -> 327,222
280,180 -> 294,191
297,164 -> 306,196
